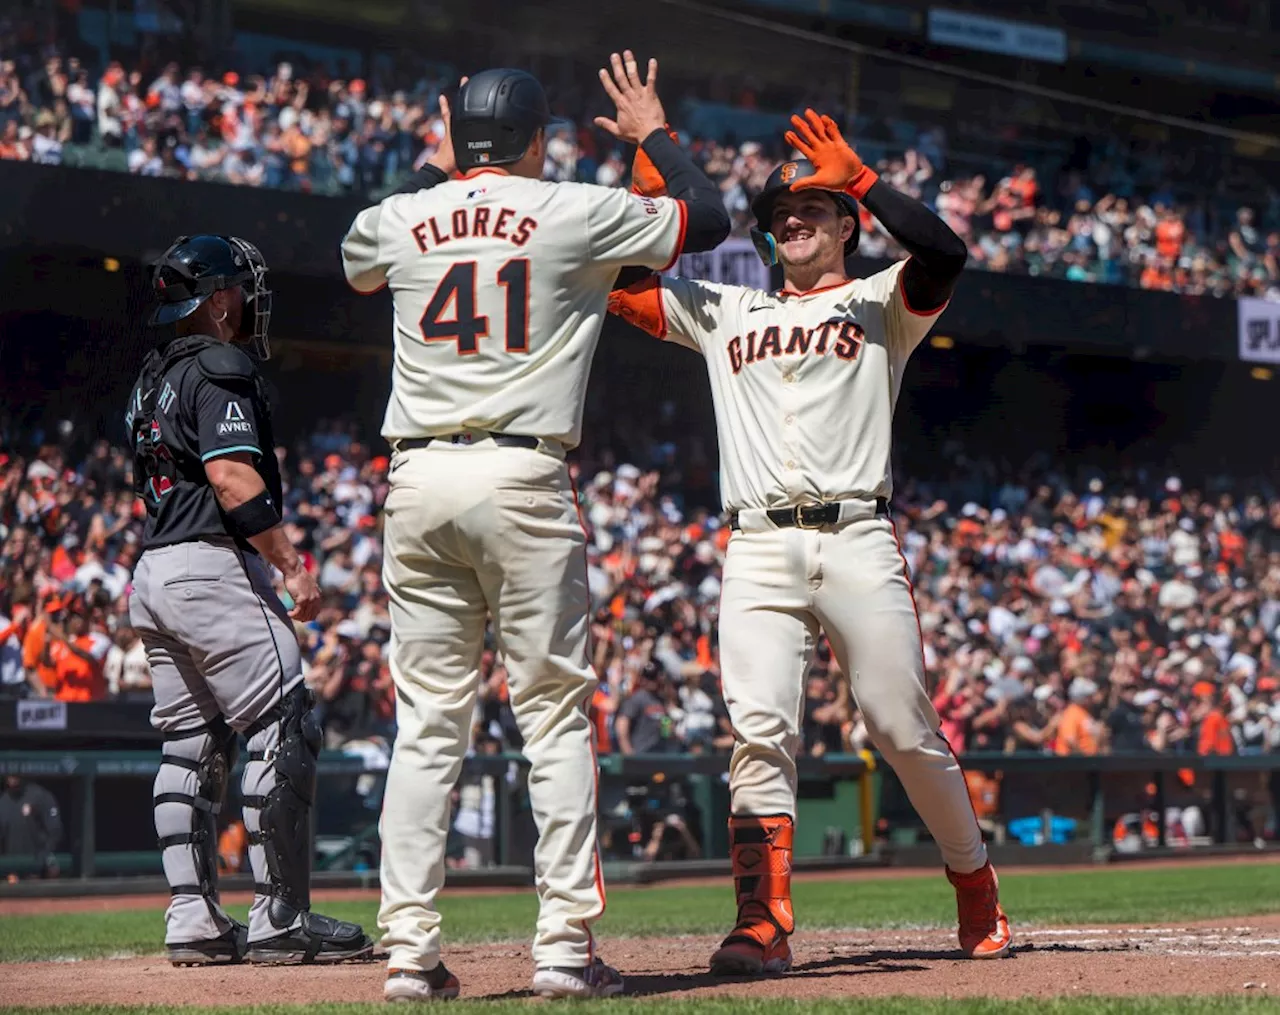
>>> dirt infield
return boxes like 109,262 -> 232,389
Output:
4,860 -> 1279,1004
2,914 -> 1277,1005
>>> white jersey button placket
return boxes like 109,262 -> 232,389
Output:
779,364 -> 805,499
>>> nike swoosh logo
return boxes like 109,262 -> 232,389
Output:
748,305 -> 770,312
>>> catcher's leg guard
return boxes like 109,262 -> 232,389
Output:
709,813 -> 795,976
154,718 -> 247,963
241,684 -> 372,963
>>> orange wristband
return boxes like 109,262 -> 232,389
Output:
844,165 -> 879,202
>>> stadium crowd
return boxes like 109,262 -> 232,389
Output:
1,11 -> 1278,299
2,418 -> 1278,769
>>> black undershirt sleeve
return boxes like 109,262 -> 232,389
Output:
637,129 -> 731,254
860,178 -> 968,312
389,162 -> 449,196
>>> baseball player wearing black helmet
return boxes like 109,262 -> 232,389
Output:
609,110 -> 1011,976
342,53 -> 729,1002
449,68 -> 569,172
127,234 -> 373,968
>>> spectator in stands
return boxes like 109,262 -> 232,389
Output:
2,391 -> 1279,766
0,588 -> 42,698
614,662 -> 675,756
105,625 -> 150,701
2,15 -> 1278,299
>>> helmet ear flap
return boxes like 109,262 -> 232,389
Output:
750,228 -> 778,267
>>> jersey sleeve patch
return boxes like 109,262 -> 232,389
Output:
195,371 -> 263,463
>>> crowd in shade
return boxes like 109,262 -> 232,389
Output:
3,418 -> 1279,771
1,10 -> 1278,300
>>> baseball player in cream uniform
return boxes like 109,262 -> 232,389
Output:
340,56 -> 729,1002
609,110 -> 1014,976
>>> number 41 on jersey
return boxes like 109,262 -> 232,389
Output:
420,260 -> 530,355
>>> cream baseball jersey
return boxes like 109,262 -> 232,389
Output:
650,259 -> 942,511
342,171 -> 687,448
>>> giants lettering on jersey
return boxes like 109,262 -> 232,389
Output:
410,207 -> 539,254
727,318 -> 865,374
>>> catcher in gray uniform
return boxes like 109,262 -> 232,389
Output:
125,234 -> 372,966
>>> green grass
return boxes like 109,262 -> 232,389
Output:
3,862 -> 1279,963
5,1001 -> 1280,1015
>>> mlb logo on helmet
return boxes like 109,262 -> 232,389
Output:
780,162 -> 798,183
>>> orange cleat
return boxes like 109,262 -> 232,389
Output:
709,814 -> 795,977
709,923 -> 793,976
946,861 -> 1013,959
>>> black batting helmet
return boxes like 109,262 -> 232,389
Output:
749,158 -> 860,266
452,68 -> 560,172
148,234 -> 273,359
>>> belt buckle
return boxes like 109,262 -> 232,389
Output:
794,504 -> 824,529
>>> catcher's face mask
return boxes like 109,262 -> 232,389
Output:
229,236 -> 273,361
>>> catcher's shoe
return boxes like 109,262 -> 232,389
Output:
947,861 -> 1013,959
246,910 -> 375,965
167,918 -> 248,967
384,963 -> 461,1003
709,813 -> 795,977
531,958 -> 625,998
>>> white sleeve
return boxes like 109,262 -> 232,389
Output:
586,186 -> 687,270
876,258 -> 948,358
341,202 -> 390,294
658,276 -> 724,353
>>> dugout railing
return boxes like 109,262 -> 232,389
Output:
1,748 -> 1277,886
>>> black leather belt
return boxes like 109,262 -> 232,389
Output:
729,497 -> 889,531
395,433 -> 539,451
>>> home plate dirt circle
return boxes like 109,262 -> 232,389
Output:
2,915 -> 1278,1005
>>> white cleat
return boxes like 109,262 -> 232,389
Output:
384,964 -> 461,1003
531,958 -> 625,998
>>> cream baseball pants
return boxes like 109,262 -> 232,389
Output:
718,508 -> 987,875
378,438 -> 605,972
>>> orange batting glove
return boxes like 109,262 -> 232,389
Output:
631,124 -> 679,197
784,108 -> 878,201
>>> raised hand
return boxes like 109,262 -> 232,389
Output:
427,76 -> 469,176
784,108 -> 878,200
593,50 -> 666,146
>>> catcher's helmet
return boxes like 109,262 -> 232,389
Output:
452,68 -> 560,172
148,234 -> 273,359
749,158 -> 860,266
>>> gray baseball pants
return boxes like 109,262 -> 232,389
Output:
129,536 -> 305,945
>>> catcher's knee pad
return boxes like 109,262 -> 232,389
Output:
727,813 -> 795,939
155,717 -> 237,906
242,683 -> 321,929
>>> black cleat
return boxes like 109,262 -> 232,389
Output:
246,910 -> 375,965
167,919 -> 248,967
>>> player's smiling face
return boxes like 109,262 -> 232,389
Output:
771,191 -> 853,273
